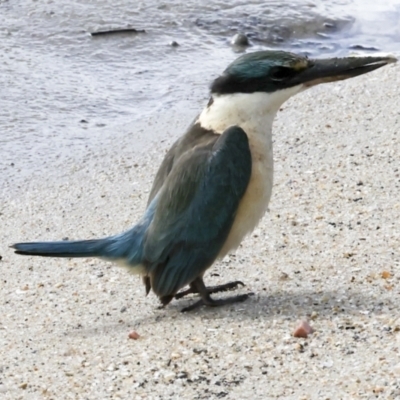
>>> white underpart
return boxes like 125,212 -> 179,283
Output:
197,87 -> 303,258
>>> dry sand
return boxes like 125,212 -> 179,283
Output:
1,62 -> 400,399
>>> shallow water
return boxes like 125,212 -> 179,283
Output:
1,0 -> 399,190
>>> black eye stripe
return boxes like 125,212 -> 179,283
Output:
270,67 -> 296,81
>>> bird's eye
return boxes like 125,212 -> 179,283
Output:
270,67 -> 294,81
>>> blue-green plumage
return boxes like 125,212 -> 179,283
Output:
144,126 -> 251,299
11,50 -> 396,311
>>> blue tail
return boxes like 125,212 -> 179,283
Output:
12,196 -> 158,265
12,239 -> 110,258
11,225 -> 146,264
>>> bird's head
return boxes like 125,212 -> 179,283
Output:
211,50 -> 397,95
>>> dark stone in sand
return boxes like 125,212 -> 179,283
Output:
349,44 -> 379,51
231,33 -> 249,46
91,28 -> 146,37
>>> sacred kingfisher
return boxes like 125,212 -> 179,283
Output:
12,51 -> 396,311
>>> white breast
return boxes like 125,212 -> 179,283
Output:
197,88 -> 302,257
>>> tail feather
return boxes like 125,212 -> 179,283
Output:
11,199 -> 158,263
11,239 -> 108,258
11,224 -> 147,263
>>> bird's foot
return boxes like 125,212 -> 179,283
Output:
178,277 -> 252,312
181,293 -> 251,312
175,280 -> 245,300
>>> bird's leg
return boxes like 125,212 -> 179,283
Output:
181,277 -> 250,312
174,282 -> 198,300
143,276 -> 151,296
175,280 -> 245,300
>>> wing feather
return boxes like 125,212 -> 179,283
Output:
143,126 -> 252,298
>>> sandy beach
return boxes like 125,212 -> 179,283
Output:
1,62 -> 400,399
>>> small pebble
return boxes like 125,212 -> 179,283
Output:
128,331 -> 140,340
323,22 -> 336,29
293,320 -> 314,338
381,271 -> 391,279
279,272 -> 289,281
163,371 -> 176,383
310,311 -> 318,320
295,343 -> 304,352
231,33 -> 249,46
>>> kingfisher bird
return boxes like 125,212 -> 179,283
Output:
12,50 -> 396,311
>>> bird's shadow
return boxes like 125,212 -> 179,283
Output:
65,288 -> 392,337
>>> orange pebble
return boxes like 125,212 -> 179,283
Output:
381,271 -> 391,279
128,331 -> 140,340
293,320 -> 314,338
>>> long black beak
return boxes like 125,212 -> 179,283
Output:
292,54 -> 397,87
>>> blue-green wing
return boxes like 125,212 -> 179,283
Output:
143,126 -> 252,298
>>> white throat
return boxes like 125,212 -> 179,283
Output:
197,86 -> 303,139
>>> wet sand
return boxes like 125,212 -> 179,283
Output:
1,62 -> 400,399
